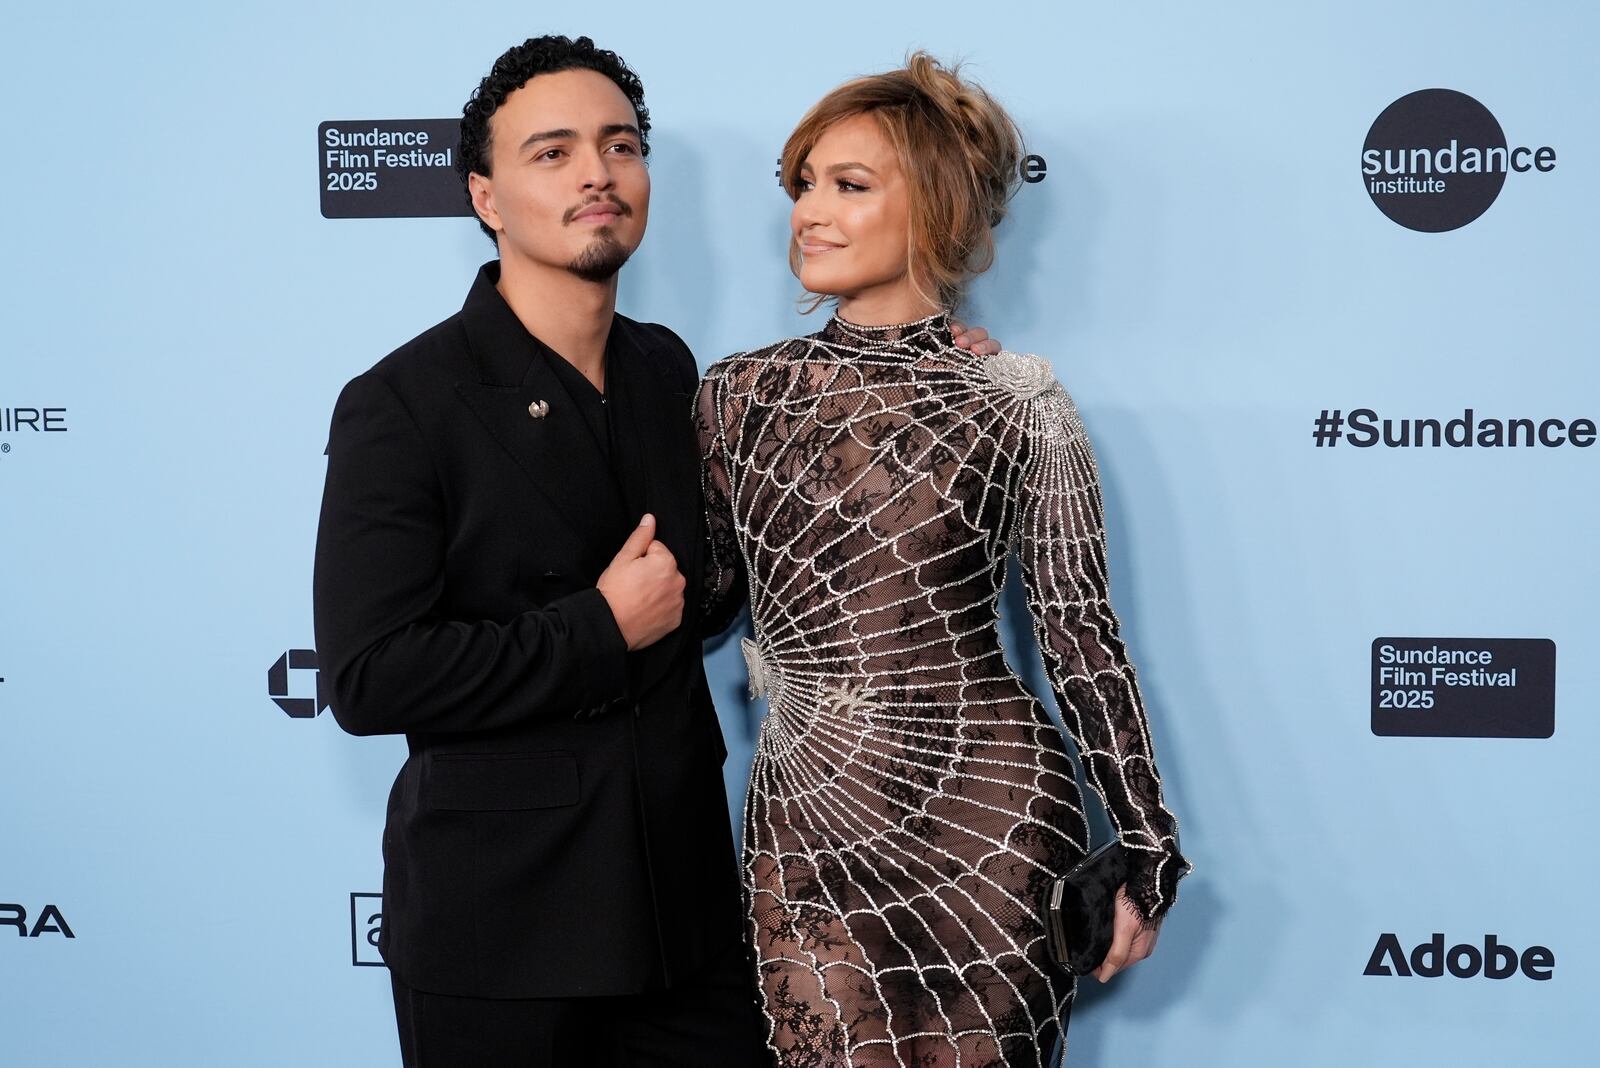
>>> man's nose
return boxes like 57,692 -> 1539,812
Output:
578,145 -> 616,191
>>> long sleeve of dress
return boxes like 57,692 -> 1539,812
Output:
1013,382 -> 1190,925
693,367 -> 749,638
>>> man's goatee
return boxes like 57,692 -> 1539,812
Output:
568,233 -> 631,283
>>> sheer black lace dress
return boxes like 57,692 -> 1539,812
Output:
694,313 -> 1189,1067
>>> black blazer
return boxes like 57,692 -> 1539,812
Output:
313,263 -> 741,999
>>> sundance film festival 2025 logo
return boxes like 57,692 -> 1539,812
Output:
1362,89 -> 1555,232
351,893 -> 384,967
268,648 -> 329,718
319,120 -> 470,219
1371,637 -> 1555,738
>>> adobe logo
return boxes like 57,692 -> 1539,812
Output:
1364,933 -> 1553,980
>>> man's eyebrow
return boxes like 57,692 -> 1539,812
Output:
824,161 -> 878,176
518,124 -> 640,152
518,128 -> 577,151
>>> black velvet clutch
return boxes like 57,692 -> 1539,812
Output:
1041,840 -> 1132,976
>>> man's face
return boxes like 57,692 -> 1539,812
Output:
469,68 -> 650,282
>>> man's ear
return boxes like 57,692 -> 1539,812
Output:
468,172 -> 501,234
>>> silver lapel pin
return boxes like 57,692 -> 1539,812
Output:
527,399 -> 551,419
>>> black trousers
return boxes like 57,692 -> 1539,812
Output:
390,936 -> 768,1067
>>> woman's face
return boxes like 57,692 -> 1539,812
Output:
791,114 -> 924,316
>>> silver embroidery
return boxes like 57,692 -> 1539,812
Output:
741,635 -> 772,700
981,350 -> 1057,399
696,313 -> 1186,1068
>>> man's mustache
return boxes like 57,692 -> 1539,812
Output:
564,195 -> 633,224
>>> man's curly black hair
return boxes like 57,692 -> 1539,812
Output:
457,35 -> 651,243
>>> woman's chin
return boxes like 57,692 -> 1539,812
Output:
799,269 -> 856,300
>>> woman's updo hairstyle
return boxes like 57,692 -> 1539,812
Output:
781,52 -> 1023,311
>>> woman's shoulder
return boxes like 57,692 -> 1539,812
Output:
963,349 -> 1068,401
956,349 -> 1093,449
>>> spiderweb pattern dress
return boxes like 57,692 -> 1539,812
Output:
694,313 -> 1188,1067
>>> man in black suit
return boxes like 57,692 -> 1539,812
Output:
315,33 -> 999,1067
313,36 -> 754,1066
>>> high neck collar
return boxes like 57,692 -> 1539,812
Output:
819,310 -> 953,351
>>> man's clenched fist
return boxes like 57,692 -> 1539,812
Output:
596,514 -> 685,651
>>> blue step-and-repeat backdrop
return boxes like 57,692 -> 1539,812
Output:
3,2 -> 1594,1064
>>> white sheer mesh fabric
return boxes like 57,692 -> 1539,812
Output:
695,314 -> 1187,1067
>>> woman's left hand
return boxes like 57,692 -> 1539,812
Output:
950,320 -> 1002,356
1092,885 -> 1160,982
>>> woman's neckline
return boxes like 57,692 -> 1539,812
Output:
820,310 -> 953,349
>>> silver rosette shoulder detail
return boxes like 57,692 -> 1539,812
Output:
981,350 -> 1058,399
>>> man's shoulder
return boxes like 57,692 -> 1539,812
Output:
360,312 -> 472,391
325,311 -> 473,439
617,314 -> 699,391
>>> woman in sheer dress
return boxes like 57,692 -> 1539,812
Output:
695,55 -> 1189,1067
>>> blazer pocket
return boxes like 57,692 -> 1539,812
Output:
424,752 -> 580,811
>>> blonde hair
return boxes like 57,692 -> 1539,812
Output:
781,52 -> 1023,311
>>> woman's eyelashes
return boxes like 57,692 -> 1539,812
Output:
792,175 -> 869,195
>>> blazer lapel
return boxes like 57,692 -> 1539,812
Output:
609,319 -> 701,584
453,264 -> 628,572
608,319 -> 703,691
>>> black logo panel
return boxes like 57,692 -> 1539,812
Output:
1371,637 -> 1555,738
319,120 -> 471,219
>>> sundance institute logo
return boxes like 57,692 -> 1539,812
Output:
1362,89 -> 1555,232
